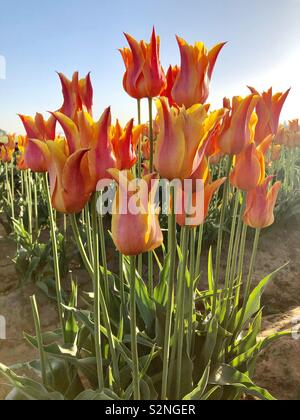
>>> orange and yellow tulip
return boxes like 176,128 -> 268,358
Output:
53,109 -> 116,189
154,97 -> 225,180
110,119 -> 143,170
218,95 -> 257,155
160,65 -> 180,107
169,37 -> 226,108
0,134 -> 16,163
271,145 -> 282,162
31,138 -> 92,214
274,126 -> 288,146
108,169 -> 163,256
19,113 -> 56,141
244,176 -> 281,229
53,108 -> 142,189
18,113 -> 57,172
16,135 -> 29,170
230,133 -> 273,192
58,72 -> 93,119
248,87 -> 290,145
120,28 -> 166,99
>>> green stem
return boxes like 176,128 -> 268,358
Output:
84,204 -> 94,267
137,99 -> 143,277
70,210 -> 121,392
187,227 -> 196,354
130,256 -> 140,400
224,190 -> 240,291
239,228 -> 261,328
237,223 -> 248,286
175,227 -> 189,400
214,156 -> 233,312
161,186 -> 177,400
10,160 -> 15,220
91,194 -> 105,391
119,253 -> 126,314
25,170 -> 32,238
30,295 -> 48,387
43,174 -> 66,342
148,97 -> 154,296
195,224 -> 204,278
148,97 -> 154,172
98,198 -> 109,302
70,214 -> 94,277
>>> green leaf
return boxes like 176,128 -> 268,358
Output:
154,254 -> 170,306
239,263 -> 289,326
0,363 -> 64,400
183,362 -> 210,400
201,316 -> 218,367
210,364 -> 275,400
207,248 -> 215,307
75,389 -> 120,400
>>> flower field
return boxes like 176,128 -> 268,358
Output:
1,26 -> 300,401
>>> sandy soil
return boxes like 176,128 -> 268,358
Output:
0,219 -> 300,400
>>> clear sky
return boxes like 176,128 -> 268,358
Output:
0,0 -> 300,133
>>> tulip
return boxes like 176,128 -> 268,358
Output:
108,169 -> 163,256
248,87 -> 290,145
18,113 -> 57,172
58,72 -> 93,119
110,119 -> 143,170
32,138 -> 92,214
141,139 -> 151,161
0,134 -> 15,162
154,97 -> 225,180
169,37 -> 226,108
230,143 -> 264,191
160,65 -> 180,107
176,178 -> 226,227
244,176 -> 281,229
19,113 -> 56,141
230,132 -> 273,192
120,28 -> 166,99
16,135 -> 28,170
274,126 -> 288,146
289,119 -> 300,133
218,95 -> 258,155
53,109 -> 116,189
271,145 -> 282,162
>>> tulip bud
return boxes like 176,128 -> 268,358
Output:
58,72 -> 93,120
244,177 -> 281,229
171,37 -> 226,108
248,87 -> 290,145
120,28 -> 166,99
218,95 -> 258,155
32,138 -> 92,214
108,170 -> 163,256
154,97 -> 225,180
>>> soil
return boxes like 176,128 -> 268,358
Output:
0,218 -> 300,401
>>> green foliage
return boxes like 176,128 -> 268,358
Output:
12,220 -> 70,294
0,247 -> 289,401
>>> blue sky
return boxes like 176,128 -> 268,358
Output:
0,0 -> 300,133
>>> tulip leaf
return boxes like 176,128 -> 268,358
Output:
239,262 -> 289,326
183,362 -> 211,400
75,389 -> 120,401
154,253 -> 170,306
209,364 -> 275,400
